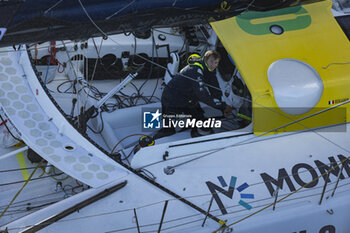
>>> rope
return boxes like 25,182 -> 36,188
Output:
44,0 -> 64,14
4,177 -> 350,232
0,160 -> 43,219
2,4 -> 345,231
322,61 -> 350,69
111,133 -> 148,154
77,0 -> 109,39
0,114 -> 21,142
165,99 -> 350,171
81,17 -> 350,162
105,0 -> 136,20
213,155 -> 350,232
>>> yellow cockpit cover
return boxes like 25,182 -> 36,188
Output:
211,0 -> 350,134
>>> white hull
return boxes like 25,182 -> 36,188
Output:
2,3 -> 350,232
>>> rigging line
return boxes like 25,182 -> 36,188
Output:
220,180 -> 350,216
83,40 -> 89,109
0,114 -> 21,142
90,38 -> 103,82
161,90 -> 343,155
239,99 -> 350,158
105,0 -> 136,20
6,180 -> 349,231
2,197 -> 62,211
108,217 -> 202,233
205,185 -> 350,229
44,0 -> 64,14
61,40 -> 85,127
0,185 -> 76,208
0,196 -> 67,210
167,100 -> 350,170
65,47 -> 82,115
108,35 -> 231,92
3,201 -> 58,215
87,110 -> 104,134
214,155 -> 350,233
172,0 -> 177,7
77,0 -> 109,39
246,0 -> 257,11
93,29 -> 307,144
24,45 -> 227,226
7,184 -> 350,233
66,8 -> 234,98
197,176 -> 349,214
52,193 -> 215,226
19,13 -> 350,228
138,122 -> 346,171
82,38 -> 100,110
0,172 -> 64,187
0,161 -> 43,219
0,165 -> 53,173
7,196 -> 205,232
247,161 -> 350,188
108,31 -> 333,151
9,180 -> 350,231
209,184 -> 349,219
136,122 -> 342,170
42,175 -> 345,227
137,30 -> 155,93
23,22 -> 348,202
139,145 -> 346,190
149,30 -> 161,102
322,61 -> 350,69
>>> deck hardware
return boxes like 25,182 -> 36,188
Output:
0,227 -> 8,233
269,25 -> 284,35
158,34 -> 166,41
64,144 -> 75,151
222,227 -> 233,233
162,151 -> 169,160
164,166 -> 174,175
55,182 -> 63,192
326,209 -> 334,215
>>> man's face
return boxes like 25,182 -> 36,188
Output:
206,56 -> 220,71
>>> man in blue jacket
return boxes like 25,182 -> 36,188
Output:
154,50 -> 232,139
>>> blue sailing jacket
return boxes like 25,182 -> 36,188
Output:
162,61 -> 225,110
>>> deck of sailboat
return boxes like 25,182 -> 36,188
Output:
2,1 -> 350,232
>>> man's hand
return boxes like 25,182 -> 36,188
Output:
224,105 -> 233,117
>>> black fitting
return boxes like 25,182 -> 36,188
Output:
163,151 -> 169,161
